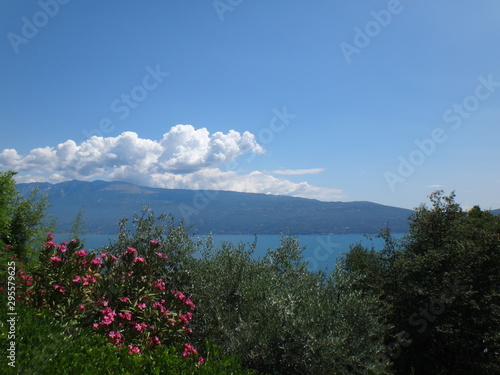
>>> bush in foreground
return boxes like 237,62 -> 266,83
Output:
15,233 -> 201,360
0,299 -> 259,374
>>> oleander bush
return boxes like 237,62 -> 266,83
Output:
15,233 -> 201,361
0,299 -> 259,374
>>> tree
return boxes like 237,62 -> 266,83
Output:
0,170 -> 54,261
0,170 -> 18,245
343,191 -> 500,374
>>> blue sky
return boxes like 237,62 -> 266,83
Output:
1,0 -> 499,210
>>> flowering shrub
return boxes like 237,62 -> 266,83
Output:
16,233 -> 203,363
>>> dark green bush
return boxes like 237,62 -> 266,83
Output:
342,192 -> 500,375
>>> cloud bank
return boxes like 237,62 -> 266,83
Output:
271,168 -> 325,175
0,125 -> 344,201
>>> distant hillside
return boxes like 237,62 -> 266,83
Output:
17,180 -> 413,235
491,209 -> 500,215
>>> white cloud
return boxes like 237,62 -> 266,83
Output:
271,168 -> 325,175
148,169 -> 344,201
1,125 -> 344,202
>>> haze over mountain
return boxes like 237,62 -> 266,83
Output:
17,180 -> 415,235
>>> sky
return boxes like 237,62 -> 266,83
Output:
1,0 -> 500,210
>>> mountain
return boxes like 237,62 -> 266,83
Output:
491,209 -> 500,215
17,180 -> 413,235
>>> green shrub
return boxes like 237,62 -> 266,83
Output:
185,235 -> 391,375
0,301 -> 259,374
15,232 -> 201,358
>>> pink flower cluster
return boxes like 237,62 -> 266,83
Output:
172,291 -> 196,310
54,285 -> 65,293
72,274 -> 98,286
132,256 -> 146,264
75,250 -> 88,257
182,343 -> 197,358
153,279 -> 166,291
109,330 -> 123,346
58,242 -> 67,253
118,311 -> 132,321
44,240 -> 56,250
18,270 -> 33,286
128,345 -> 141,354
125,247 -> 137,255
96,306 -> 117,326
91,257 -> 102,266
50,256 -> 62,265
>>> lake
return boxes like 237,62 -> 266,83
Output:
56,233 -> 406,273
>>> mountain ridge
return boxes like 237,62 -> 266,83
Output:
17,180 -> 416,235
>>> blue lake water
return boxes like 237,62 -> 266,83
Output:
57,233 -> 406,273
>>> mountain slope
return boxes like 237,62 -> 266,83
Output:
17,180 -> 413,235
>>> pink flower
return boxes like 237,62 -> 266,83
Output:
102,253 -> 118,261
184,298 -> 196,310
156,252 -> 168,259
119,297 -> 130,303
109,331 -> 123,345
118,311 -> 132,320
75,250 -> 88,257
91,257 -> 102,266
197,357 -> 205,365
47,232 -> 55,240
150,239 -> 161,247
99,307 -> 116,325
148,336 -> 161,347
152,301 -> 165,313
182,343 -> 198,358
172,291 -> 186,301
153,279 -> 166,291
137,303 -> 146,309
50,256 -> 62,264
58,242 -> 67,253
179,314 -> 190,325
78,304 -> 85,310
132,256 -> 146,264
5,244 -> 12,249
44,240 -> 56,249
54,285 -> 65,293
128,345 -> 140,354
72,275 -> 82,283
82,275 -> 97,286
133,322 -> 147,332
125,247 -> 137,255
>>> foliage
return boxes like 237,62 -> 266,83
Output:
69,207 -> 88,244
2,175 -> 498,374
342,191 -> 500,374
16,233 -> 201,360
106,206 -> 197,290
0,171 -> 54,262
0,300 -> 259,374
185,235 -> 391,375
